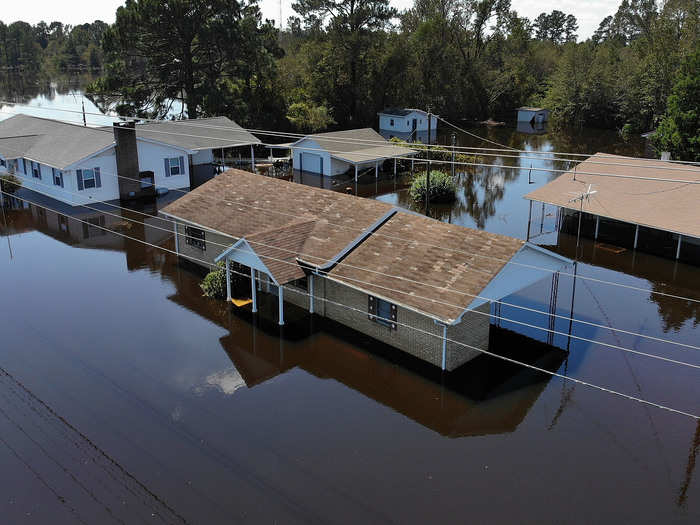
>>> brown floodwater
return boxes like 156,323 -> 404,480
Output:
0,92 -> 699,522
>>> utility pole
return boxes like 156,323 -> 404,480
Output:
451,132 -> 456,179
81,99 -> 87,127
425,106 -> 431,214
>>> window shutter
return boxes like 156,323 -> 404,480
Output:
76,169 -> 84,190
367,295 -> 376,321
52,167 -> 55,181
94,167 -> 101,188
178,156 -> 185,175
22,158 -> 26,173
164,158 -> 170,177
60,172 -> 64,188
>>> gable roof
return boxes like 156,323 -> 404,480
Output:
525,152 -> 700,239
292,128 -> 417,164
379,108 -> 429,117
135,116 -> 260,151
328,212 -> 524,322
162,169 -> 563,323
0,114 -> 114,169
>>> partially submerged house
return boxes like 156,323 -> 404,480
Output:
290,128 -> 417,180
377,108 -> 438,143
516,107 -> 549,124
162,169 -> 570,371
0,114 -> 260,206
524,153 -> 700,263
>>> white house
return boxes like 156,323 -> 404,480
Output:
516,107 -> 550,124
0,114 -> 260,206
290,128 -> 417,181
377,108 -> 438,142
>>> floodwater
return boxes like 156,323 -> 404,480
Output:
1,79 -> 699,523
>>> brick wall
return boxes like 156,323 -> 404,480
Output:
445,302 -> 491,370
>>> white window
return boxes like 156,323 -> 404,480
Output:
0,158 -> 5,167
165,156 -> 185,177
390,118 -> 394,127
31,161 -> 41,179
77,167 -> 101,190
52,168 -> 64,187
83,169 -> 96,188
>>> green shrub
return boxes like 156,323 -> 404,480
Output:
0,174 -> 21,195
409,170 -> 457,203
201,262 -> 228,299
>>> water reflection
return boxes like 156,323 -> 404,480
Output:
1,194 -> 567,438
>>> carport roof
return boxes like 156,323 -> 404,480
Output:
292,128 -> 417,164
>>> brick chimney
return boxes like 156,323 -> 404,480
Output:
113,121 -> 142,200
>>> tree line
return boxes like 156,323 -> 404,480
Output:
1,0 -> 698,159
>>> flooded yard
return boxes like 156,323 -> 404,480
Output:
0,79 -> 699,523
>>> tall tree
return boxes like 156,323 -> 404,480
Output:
653,47 -> 700,161
291,0 -> 397,125
93,0 -> 282,122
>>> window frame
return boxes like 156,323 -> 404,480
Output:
368,295 -> 397,330
31,161 -> 41,179
82,168 -> 96,189
52,168 -> 64,187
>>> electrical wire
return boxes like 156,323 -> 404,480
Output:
3,185 -> 700,372
4,174 -> 700,356
3,104 -> 700,172
2,189 -> 698,420
4,150 -> 700,310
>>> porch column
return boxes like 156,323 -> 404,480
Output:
594,216 -> 600,240
355,164 -> 358,182
250,145 -> 255,172
278,285 -> 285,325
309,274 -> 315,314
173,222 -> 179,256
375,161 -> 378,179
411,158 -> 414,172
441,324 -> 447,371
676,235 -> 683,260
633,224 -> 639,249
225,258 -> 232,301
251,267 -> 257,313
393,158 -> 397,177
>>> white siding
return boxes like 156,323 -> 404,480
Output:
192,149 -> 214,165
136,140 -> 190,190
378,111 -> 437,132
292,139 -> 332,176
3,149 -> 120,205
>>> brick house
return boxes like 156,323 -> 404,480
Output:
161,169 -> 569,371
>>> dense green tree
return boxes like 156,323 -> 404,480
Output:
91,0 -> 282,123
653,48 -> 700,161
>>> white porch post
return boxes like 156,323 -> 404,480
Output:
633,224 -> 639,249
251,268 -> 258,313
225,258 -> 232,301
278,285 -> 285,325
250,145 -> 255,172
441,324 -> 447,371
393,158 -> 397,177
375,161 -> 378,178
355,164 -> 358,182
594,216 -> 600,240
676,235 -> 683,260
309,274 -> 315,313
173,222 -> 179,256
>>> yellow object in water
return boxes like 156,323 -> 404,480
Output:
231,298 -> 253,307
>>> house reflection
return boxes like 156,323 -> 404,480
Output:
2,190 -> 566,437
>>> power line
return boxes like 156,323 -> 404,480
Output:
3,185 -> 700,371
3,152 -> 700,309
436,115 -> 518,151
4,172 -> 700,355
3,104 -> 700,172
2,189 -> 697,420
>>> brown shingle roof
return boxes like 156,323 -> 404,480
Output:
162,169 -> 528,322
328,213 -> 524,322
525,153 -> 700,239
161,168 -> 393,265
